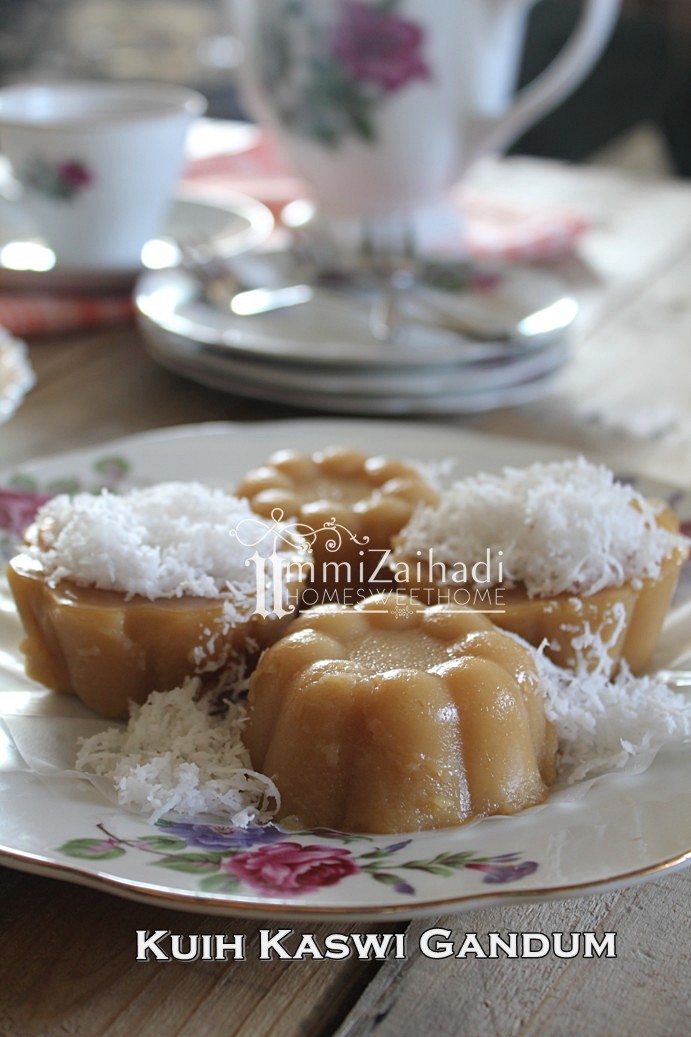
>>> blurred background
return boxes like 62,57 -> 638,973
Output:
0,0 -> 689,176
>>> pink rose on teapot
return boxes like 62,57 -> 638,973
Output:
232,0 -> 620,225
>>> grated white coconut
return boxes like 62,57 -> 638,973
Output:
539,655 -> 691,783
395,457 -> 689,597
75,651 -> 691,826
75,677 -> 280,825
25,481 -> 301,604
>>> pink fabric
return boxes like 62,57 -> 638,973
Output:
0,293 -> 134,338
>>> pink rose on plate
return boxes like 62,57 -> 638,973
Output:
224,841 -> 359,895
330,0 -> 431,92
0,488 -> 51,538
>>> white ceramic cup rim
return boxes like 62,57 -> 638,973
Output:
0,80 -> 207,130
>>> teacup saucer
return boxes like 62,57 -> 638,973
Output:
135,261 -> 577,369
0,190 -> 273,293
136,258 -> 575,414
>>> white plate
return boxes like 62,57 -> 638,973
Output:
143,332 -> 566,415
135,265 -> 577,369
140,308 -> 569,397
0,192 -> 273,293
1,420 -> 690,920
0,327 -> 34,423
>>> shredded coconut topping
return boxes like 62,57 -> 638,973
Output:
75,655 -> 691,826
540,656 -> 691,782
395,457 -> 689,597
25,482 -> 301,601
76,677 -> 280,825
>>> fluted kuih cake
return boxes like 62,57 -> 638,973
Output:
392,457 -> 690,675
236,446 -> 438,600
246,593 -> 557,834
8,482 -> 309,719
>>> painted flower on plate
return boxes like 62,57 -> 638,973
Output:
465,858 -> 539,884
223,841 -> 360,894
0,488 -> 51,538
159,822 -> 286,851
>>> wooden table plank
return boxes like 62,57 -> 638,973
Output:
2,330 -> 299,471
0,866 -> 402,1037
334,869 -> 691,1037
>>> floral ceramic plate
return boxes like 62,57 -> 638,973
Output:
1,419 -> 690,920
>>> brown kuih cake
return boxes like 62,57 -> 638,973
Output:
7,482 -> 309,719
246,593 -> 556,834
391,457 -> 689,675
236,446 -> 438,602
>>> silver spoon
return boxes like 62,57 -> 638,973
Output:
181,235 -> 578,348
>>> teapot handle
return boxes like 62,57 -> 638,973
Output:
468,0 -> 621,161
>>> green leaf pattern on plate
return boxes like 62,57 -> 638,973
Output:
57,821 -> 539,899
255,0 -> 431,148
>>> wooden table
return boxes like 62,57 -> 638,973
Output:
2,157 -> 690,1036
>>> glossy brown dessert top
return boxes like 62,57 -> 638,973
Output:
237,446 -> 438,542
246,593 -> 556,833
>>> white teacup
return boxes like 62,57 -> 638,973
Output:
232,0 -> 620,225
0,80 -> 206,271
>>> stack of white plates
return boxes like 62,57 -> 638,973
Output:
135,260 -> 577,416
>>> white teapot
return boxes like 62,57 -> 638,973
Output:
232,0 -> 620,221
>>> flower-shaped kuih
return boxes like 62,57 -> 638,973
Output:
246,592 -> 557,834
236,446 -> 438,602
7,483 -> 311,718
